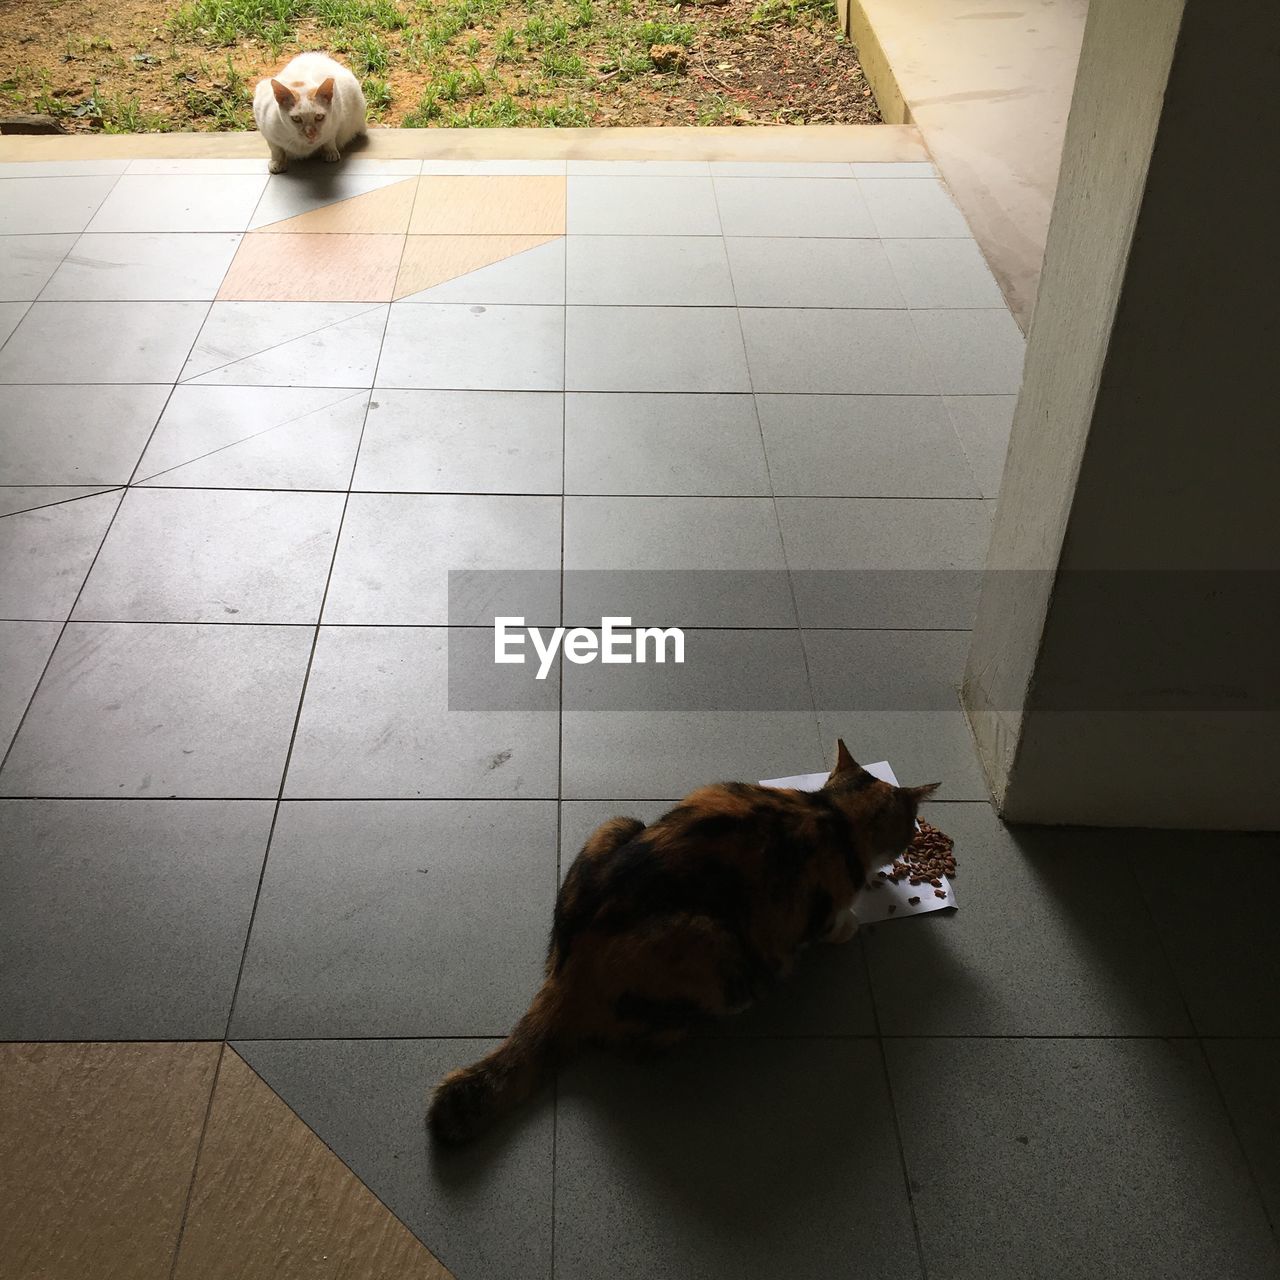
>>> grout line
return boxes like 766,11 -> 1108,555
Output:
0,289 -> 219,779
206,211 -> 406,1142
0,795 -> 998,805
4,1032 -> 1269,1046
176,302 -> 386,385
4,484 -> 992,500
165,1040 -> 228,1280
0,486 -> 123,519
132,388 -> 370,485
865,940 -> 931,1280
549,182 -> 569,1280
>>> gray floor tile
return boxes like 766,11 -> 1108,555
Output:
858,178 -> 972,237
566,306 -> 750,392
777,496 -> 991,627
883,237 -> 1006,307
888,1037 -> 1279,1280
561,628 -> 821,797
74,488 -> 344,624
865,804 -> 1193,1035
564,495 -> 793,627
0,384 -> 169,485
323,492 -> 561,626
353,389 -> 562,494
135,385 -> 368,490
235,1038 -> 554,1280
284,626 -> 559,798
88,174 -> 267,233
806,629 -> 990,800
0,489 -> 121,621
182,301 -> 386,387
0,622 -> 311,797
726,237 -> 903,307
911,308 -> 1026,394
249,173 -> 410,229
564,392 -> 769,495
568,160 -> 708,176
0,301 -> 27,346
0,621 -> 60,755
0,301 -> 208,384
0,160 -> 128,177
377,303 -> 564,391
758,393 -> 979,497
1205,1040 -> 1280,1228
740,308 -> 936,393
555,1039 -> 920,1280
232,800 -> 557,1038
566,236 -> 735,306
0,799 -> 271,1038
1133,831 -> 1280,1035
41,232 -> 242,301
945,394 -> 1015,497
0,176 -> 119,235
713,176 -> 876,237
0,233 -> 77,300
567,176 -> 721,235
401,238 -> 565,305
126,158 -> 275,175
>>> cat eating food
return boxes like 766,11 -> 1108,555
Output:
252,52 -> 367,173
427,740 -> 939,1145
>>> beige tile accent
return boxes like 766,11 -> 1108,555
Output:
218,233 -> 404,302
0,1041 -> 220,1280
394,233 -> 560,298
173,1048 -> 452,1280
0,125 -> 926,164
255,179 -> 418,234
410,175 -> 567,234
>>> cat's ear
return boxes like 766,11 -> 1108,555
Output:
902,782 -> 941,804
315,77 -> 336,105
832,738 -> 859,775
271,79 -> 296,109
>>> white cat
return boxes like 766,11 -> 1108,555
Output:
253,52 -> 367,174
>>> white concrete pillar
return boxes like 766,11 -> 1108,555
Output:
962,0 -> 1280,829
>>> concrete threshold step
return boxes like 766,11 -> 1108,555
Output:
0,124 -> 925,165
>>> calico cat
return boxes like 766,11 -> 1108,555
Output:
427,741 -> 938,1144
252,52 -> 367,173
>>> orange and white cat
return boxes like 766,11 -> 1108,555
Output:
253,52 -> 367,173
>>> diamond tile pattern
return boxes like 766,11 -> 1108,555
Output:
5,157 -> 1268,1280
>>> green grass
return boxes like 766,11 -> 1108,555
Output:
749,0 -> 835,25
1,0 -> 864,133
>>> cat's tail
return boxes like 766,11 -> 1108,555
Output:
427,975 -> 569,1145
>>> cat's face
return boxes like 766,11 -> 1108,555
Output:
271,77 -> 335,143
823,737 -> 939,863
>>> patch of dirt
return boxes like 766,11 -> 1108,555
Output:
0,0 -> 880,131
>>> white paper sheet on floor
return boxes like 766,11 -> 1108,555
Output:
758,760 -> 956,923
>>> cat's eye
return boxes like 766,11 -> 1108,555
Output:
314,113 -> 326,123
291,114 -> 302,123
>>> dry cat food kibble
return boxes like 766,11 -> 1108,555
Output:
885,819 -> 957,887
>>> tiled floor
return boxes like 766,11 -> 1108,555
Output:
1,154 -> 1277,1280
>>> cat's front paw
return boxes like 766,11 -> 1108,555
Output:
268,156 -> 288,174
321,146 -> 341,163
825,907 -> 859,945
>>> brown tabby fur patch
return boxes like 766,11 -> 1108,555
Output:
427,740 -> 937,1144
